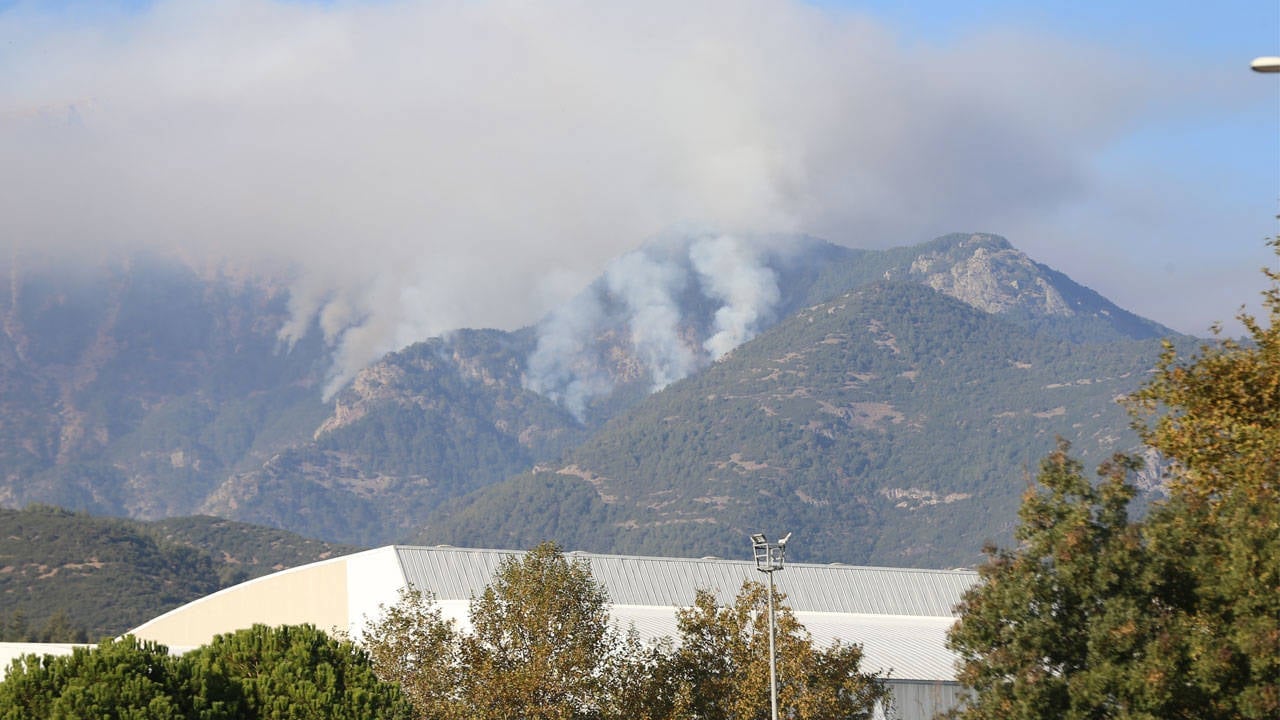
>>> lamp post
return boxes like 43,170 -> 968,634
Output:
751,531 -> 790,720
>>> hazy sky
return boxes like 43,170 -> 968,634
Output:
2,0 -> 1276,384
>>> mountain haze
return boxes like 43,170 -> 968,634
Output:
0,233 -> 1184,562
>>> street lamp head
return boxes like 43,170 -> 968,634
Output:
751,531 -> 790,573
1251,56 -> 1280,73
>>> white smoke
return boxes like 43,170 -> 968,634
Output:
690,236 -> 780,360
524,234 -> 784,417
605,250 -> 697,391
523,287 -> 613,420
0,0 -> 1191,396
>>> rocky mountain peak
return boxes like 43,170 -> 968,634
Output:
906,233 -> 1073,318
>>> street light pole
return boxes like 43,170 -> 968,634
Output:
751,532 -> 790,720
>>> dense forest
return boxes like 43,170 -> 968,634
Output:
420,281 -> 1183,566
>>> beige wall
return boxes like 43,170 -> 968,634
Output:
131,558 -> 349,647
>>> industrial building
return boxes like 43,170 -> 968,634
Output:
1,546 -> 977,717
126,545 -> 977,719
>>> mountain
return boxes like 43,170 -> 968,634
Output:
197,328 -> 586,544
0,504 -> 357,640
0,252 -> 332,519
415,279 -> 1174,567
0,233 -> 1186,560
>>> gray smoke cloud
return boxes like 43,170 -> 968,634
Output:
1,0 -> 1185,397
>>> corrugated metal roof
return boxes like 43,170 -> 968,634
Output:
395,546 -> 977,617
393,546 -> 977,683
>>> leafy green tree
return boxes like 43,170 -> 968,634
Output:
362,588 -> 466,720
365,545 -> 886,720
460,543 -> 626,720
944,447 -> 1189,718
366,542 -> 649,720
669,581 -> 887,720
1124,250 -> 1280,718
949,242 -> 1280,719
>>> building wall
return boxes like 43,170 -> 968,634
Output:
885,679 -> 970,720
131,557 -> 351,647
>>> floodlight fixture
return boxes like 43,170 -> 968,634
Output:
750,531 -> 792,720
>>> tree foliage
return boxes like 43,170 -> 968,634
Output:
461,543 -> 631,719
363,542 -> 886,720
1124,247 -> 1280,718
949,242 -> 1280,719
0,625 -> 411,720
363,588 -> 463,719
364,543 -> 655,720
946,448 -> 1186,718
182,624 -> 412,720
670,581 -> 888,720
0,636 -> 186,720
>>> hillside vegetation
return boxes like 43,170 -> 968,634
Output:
421,281 -> 1177,566
0,505 -> 356,640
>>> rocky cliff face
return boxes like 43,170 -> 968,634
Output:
890,233 -> 1172,343
908,234 -> 1073,316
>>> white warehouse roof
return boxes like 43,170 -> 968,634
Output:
130,544 -> 978,687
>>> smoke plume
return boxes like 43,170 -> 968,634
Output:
691,237 -> 780,360
605,250 -> 697,390
524,234 -> 785,418
0,0 -> 1173,396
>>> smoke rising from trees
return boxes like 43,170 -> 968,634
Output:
525,234 -> 781,418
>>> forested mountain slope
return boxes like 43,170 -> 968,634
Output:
419,281 -> 1174,567
0,505 -> 356,640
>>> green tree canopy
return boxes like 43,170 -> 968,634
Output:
364,542 -> 651,720
949,242 -> 1280,719
362,588 -> 464,719
460,543 -> 634,720
0,625 -> 411,720
1124,253 -> 1280,718
182,624 -> 412,720
0,636 -> 186,720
